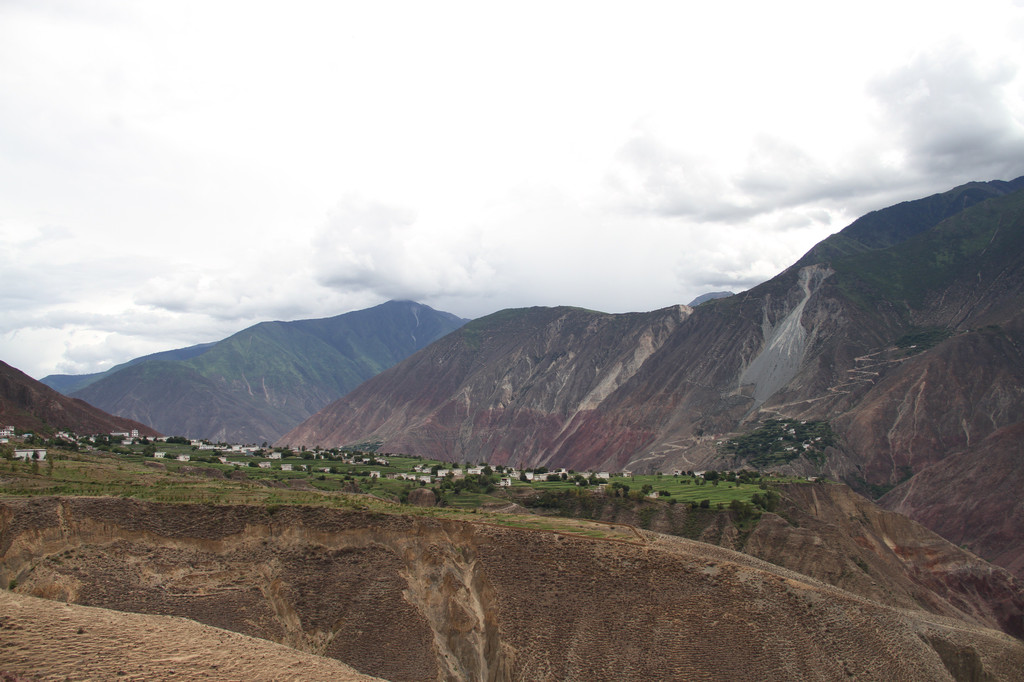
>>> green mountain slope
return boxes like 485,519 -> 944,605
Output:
66,301 -> 467,443
41,343 -> 215,394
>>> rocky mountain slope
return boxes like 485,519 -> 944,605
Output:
278,178 -> 1024,580
509,481 -> 1024,639
0,360 -> 158,437
280,304 -> 695,464
45,301 -> 466,444
3,497 -> 1023,681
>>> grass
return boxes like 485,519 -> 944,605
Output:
0,449 -> 642,542
1,443 -> 821,545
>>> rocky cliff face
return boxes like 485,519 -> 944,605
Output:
3,497 -> 1023,681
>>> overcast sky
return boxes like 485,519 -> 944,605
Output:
2,1 -> 1024,379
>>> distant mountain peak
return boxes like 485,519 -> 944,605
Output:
688,291 -> 734,306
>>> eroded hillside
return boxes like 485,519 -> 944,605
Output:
2,497 -> 1023,681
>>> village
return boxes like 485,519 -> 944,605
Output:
1,424 -> 815,512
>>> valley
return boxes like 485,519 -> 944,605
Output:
3,177 -> 1024,680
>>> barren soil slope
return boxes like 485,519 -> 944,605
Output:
2,497 -> 1023,681
0,590 -> 382,681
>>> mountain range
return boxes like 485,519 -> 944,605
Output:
41,301 -> 467,444
278,177 -> 1024,579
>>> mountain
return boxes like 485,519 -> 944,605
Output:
687,290 -> 734,306
0,360 -> 159,437
48,301 -> 467,444
279,178 -> 1024,578
41,343 -> 215,395
278,304 -> 695,463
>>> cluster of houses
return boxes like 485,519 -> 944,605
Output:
2,424 -> 46,461
383,464 -> 619,487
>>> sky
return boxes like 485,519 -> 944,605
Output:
2,1 -> 1024,379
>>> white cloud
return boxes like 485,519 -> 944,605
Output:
869,44 -> 1024,178
312,197 -> 498,303
2,1 -> 1024,379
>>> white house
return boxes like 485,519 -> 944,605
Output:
370,471 -> 381,478
267,452 -> 282,460
498,477 -> 512,487
176,454 -> 190,462
280,463 -> 293,471
0,426 -> 14,437
258,462 -> 272,469
467,467 -> 483,475
153,452 -> 167,459
14,449 -> 46,461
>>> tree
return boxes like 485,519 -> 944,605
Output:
730,499 -> 755,522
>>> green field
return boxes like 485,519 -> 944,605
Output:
2,440 -> 814,521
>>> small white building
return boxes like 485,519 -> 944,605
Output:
14,449 -> 46,461
267,452 -> 282,460
258,462 -> 272,469
370,470 -> 381,478
498,477 -> 512,487
280,463 -> 293,471
176,454 -> 190,462
0,426 -> 15,438
153,452 -> 167,459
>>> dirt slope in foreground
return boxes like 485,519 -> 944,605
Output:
0,589 -> 382,682
2,497 -> 1024,681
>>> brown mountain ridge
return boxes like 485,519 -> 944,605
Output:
0,360 -> 159,438
278,178 -> 1024,580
